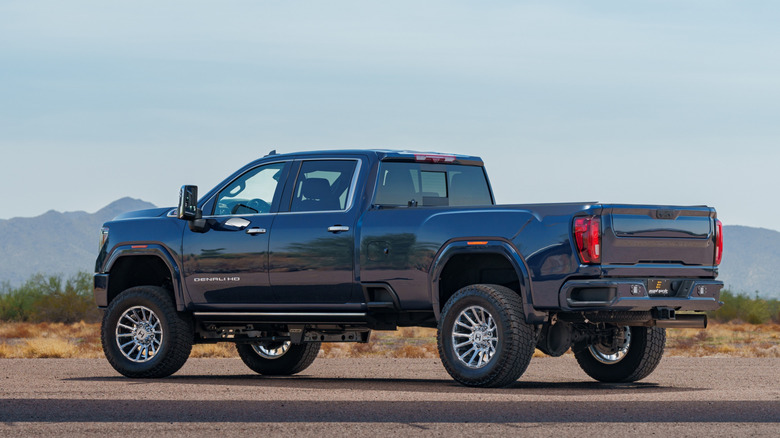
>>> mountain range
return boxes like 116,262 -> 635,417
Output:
0,198 -> 156,286
1,200 -> 778,300
717,225 -> 780,299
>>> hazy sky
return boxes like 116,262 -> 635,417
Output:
1,1 -> 778,230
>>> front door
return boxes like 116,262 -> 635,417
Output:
269,159 -> 361,305
182,161 -> 289,307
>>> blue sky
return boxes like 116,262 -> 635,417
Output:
1,1 -> 778,230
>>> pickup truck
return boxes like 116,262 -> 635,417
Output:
94,149 -> 723,387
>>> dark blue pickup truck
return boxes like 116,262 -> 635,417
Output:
94,149 -> 723,387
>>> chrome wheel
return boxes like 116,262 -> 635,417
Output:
589,327 -> 632,364
251,341 -> 291,359
451,305 -> 498,369
115,305 -> 163,363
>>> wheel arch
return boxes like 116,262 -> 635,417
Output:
430,239 -> 546,324
105,245 -> 185,311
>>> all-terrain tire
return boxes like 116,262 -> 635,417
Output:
236,341 -> 320,375
574,326 -> 666,383
101,286 -> 193,378
437,284 -> 537,388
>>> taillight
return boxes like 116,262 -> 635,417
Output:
574,216 -> 601,264
715,219 -> 723,265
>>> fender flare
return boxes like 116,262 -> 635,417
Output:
104,243 -> 186,311
429,239 -> 546,324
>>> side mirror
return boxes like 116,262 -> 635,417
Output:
177,185 -> 201,220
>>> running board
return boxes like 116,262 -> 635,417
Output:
192,312 -> 369,324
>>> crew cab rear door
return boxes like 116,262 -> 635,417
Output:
268,158 -> 363,306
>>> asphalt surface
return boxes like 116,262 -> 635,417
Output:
1,356 -> 778,436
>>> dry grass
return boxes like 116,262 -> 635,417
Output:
319,327 -> 440,358
1,321 -> 778,359
0,321 -> 103,358
190,343 -> 238,358
665,322 -> 780,357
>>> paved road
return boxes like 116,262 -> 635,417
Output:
1,357 -> 778,436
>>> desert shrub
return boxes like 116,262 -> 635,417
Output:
710,290 -> 776,324
0,279 -> 43,321
768,299 -> 780,324
0,272 -> 100,323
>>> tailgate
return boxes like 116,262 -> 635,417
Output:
601,205 -> 717,266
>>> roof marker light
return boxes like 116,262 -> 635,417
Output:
414,154 -> 457,164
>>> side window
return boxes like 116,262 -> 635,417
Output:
214,162 -> 286,215
290,160 -> 358,212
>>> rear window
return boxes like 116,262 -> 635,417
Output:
373,162 -> 492,207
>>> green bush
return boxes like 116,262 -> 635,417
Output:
710,290 -> 778,325
768,299 -> 780,324
0,272 -> 100,323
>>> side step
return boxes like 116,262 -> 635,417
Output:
192,312 -> 369,324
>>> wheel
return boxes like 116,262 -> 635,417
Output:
574,326 -> 666,383
101,286 -> 193,378
236,340 -> 320,375
437,284 -> 536,387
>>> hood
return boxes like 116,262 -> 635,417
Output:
113,207 -> 173,220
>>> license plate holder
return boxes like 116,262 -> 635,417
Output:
647,279 -> 673,296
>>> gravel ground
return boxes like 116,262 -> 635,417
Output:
1,357 -> 778,436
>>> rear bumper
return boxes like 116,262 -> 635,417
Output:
94,274 -> 109,308
559,278 -> 723,312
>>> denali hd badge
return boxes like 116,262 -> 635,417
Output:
193,277 -> 241,282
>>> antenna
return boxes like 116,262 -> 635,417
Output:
265,149 -> 277,157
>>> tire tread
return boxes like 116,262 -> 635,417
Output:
437,284 -> 536,388
574,326 -> 666,383
236,342 -> 320,375
101,286 -> 193,378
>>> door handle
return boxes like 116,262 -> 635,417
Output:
327,225 -> 350,233
246,227 -> 267,235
